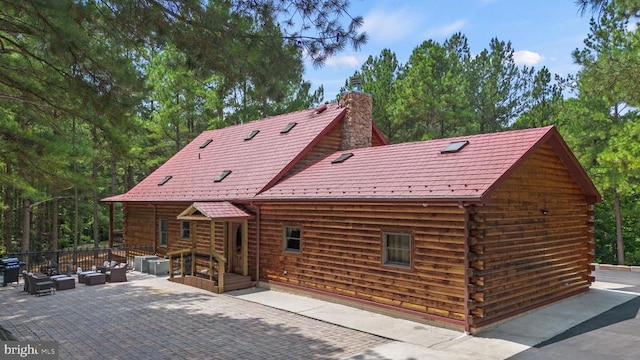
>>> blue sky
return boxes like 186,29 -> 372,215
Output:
303,0 -> 595,100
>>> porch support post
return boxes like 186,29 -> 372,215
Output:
242,219 -> 249,276
108,203 -> 114,248
210,220 -> 215,281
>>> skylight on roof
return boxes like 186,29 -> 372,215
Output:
158,176 -> 172,186
199,139 -> 213,148
245,130 -> 260,140
214,170 -> 232,183
331,153 -> 353,164
280,122 -> 297,133
441,140 -> 469,154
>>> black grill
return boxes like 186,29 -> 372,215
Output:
1,257 -> 22,287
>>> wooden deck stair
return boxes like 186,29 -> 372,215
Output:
168,273 -> 252,293
222,273 -> 253,292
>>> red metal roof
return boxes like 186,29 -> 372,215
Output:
102,103 -> 346,202
257,126 -> 601,202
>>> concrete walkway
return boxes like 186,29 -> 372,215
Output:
1,269 -> 638,359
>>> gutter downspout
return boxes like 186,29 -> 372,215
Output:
461,201 -> 471,334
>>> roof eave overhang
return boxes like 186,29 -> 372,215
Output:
251,195 -> 485,204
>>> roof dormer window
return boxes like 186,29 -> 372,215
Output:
280,122 -> 297,133
245,130 -> 260,140
331,153 -> 354,164
441,140 -> 469,154
214,170 -> 232,183
199,139 -> 213,148
158,176 -> 172,186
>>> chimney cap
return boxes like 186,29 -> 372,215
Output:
350,76 -> 363,92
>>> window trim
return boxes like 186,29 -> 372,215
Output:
159,219 -> 169,247
382,231 -> 412,268
283,225 -> 302,254
181,220 -> 191,240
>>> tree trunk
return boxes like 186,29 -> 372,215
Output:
74,186 -> 79,265
22,198 -> 30,253
125,165 -> 135,191
93,159 -> 99,249
92,126 -> 100,250
51,189 -> 59,251
614,190 -> 624,265
111,159 -> 117,194
3,165 -> 12,252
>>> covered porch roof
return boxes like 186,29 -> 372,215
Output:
177,201 -> 253,221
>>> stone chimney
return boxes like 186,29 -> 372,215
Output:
339,81 -> 372,150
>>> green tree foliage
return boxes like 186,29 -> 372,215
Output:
0,0 -> 366,254
340,49 -> 402,141
567,2 -> 640,264
143,45 -> 222,169
346,34 -> 539,143
389,34 -> 472,141
513,67 -> 567,129
467,38 -> 528,133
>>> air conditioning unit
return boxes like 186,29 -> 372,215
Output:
134,255 -> 158,272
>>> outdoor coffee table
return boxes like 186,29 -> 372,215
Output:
84,273 -> 105,286
52,276 -> 75,290
78,271 -> 97,284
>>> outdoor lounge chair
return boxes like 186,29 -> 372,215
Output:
105,266 -> 127,283
27,274 -> 54,296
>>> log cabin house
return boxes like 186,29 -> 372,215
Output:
102,91 -> 601,333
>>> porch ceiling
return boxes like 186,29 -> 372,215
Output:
177,201 -> 253,221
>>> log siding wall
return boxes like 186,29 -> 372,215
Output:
258,202 -> 468,322
282,122 -> 342,181
469,143 -> 593,328
122,202 -> 258,280
123,203 -> 157,248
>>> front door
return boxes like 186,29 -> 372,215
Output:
227,223 -> 243,274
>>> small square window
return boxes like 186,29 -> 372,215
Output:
159,219 -> 168,247
283,226 -> 301,253
181,221 -> 191,240
383,232 -> 411,267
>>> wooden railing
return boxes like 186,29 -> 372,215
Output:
167,247 -> 227,293
1,246 -> 154,274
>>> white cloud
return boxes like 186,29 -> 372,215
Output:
423,20 -> 467,38
626,22 -> 638,32
362,8 -> 423,43
513,50 -> 544,66
325,55 -> 361,68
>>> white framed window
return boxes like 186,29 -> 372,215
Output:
283,226 -> 301,253
159,219 -> 168,247
181,221 -> 191,240
383,232 -> 411,268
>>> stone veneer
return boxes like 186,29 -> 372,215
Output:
339,91 -> 372,150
